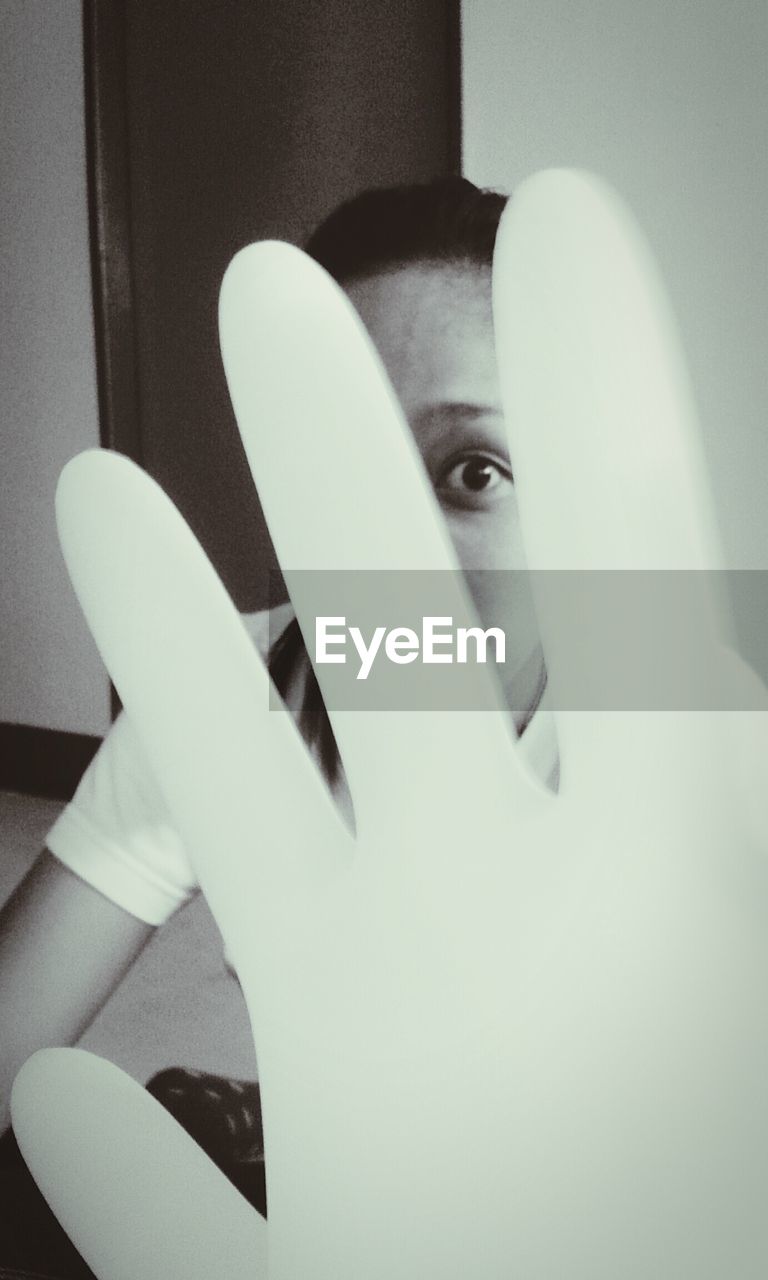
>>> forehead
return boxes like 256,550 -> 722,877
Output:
342,263 -> 500,418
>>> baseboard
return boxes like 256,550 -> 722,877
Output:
0,723 -> 102,802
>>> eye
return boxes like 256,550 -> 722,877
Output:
436,452 -> 513,511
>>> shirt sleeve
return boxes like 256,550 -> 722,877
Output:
45,710 -> 198,925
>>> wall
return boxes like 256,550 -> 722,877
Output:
0,0 -> 111,735
461,0 -> 768,570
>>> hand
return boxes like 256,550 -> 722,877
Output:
23,171 -> 768,1279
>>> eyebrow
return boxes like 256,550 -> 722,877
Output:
411,401 -> 504,432
410,401 -> 508,465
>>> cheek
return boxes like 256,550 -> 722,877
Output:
464,567 -> 541,667
444,501 -> 527,573
446,506 -> 541,675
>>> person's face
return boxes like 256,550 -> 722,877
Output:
343,263 -> 543,724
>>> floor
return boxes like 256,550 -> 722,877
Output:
0,789 -> 257,1087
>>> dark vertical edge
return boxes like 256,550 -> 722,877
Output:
82,0 -> 142,461
445,0 -> 463,175
82,0 -> 137,721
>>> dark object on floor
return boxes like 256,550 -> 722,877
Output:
146,1067 -> 267,1217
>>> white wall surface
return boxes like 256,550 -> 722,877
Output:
0,0 -> 110,734
462,0 -> 768,569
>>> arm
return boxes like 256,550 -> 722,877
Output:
0,711 -> 199,1133
0,849 -> 153,1132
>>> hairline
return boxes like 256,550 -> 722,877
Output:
332,255 -> 493,289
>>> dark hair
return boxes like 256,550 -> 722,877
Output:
305,175 -> 507,285
268,177 -> 508,786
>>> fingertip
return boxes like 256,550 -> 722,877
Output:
219,238 -> 342,325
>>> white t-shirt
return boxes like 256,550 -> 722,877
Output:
46,605 -> 559,925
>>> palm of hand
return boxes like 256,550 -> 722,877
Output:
24,172 -> 768,1278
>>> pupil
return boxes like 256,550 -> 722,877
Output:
462,460 -> 493,491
